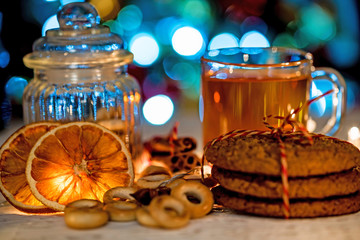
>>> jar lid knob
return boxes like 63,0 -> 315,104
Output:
57,2 -> 100,30
23,2 -> 134,69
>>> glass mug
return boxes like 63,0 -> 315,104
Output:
200,47 -> 346,146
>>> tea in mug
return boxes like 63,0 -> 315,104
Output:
201,75 -> 310,145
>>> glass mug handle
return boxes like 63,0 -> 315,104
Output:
310,67 -> 347,136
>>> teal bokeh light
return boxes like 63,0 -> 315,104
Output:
299,3 -> 336,42
103,19 -> 124,36
181,0 -> 213,26
117,4 -> 143,32
170,61 -> 196,89
162,56 -> 200,100
273,32 -> 297,48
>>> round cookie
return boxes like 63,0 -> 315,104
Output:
212,166 -> 360,199
205,132 -> 360,177
212,186 -> 360,218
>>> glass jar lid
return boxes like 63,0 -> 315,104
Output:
23,2 -> 133,69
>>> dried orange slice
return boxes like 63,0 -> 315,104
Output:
26,122 -> 134,212
0,122 -> 60,213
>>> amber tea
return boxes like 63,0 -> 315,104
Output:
202,75 -> 310,145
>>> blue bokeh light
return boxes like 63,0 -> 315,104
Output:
239,30 -> 270,47
60,0 -> 85,5
345,80 -> 359,111
309,81 -> 326,117
5,77 -> 28,104
326,34 -> 359,68
172,26 -> 205,57
208,33 -> 239,50
0,51 -> 10,69
155,17 -> 182,45
143,94 -> 174,125
42,14 -> 58,36
129,33 -> 160,66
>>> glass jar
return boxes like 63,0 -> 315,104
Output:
22,2 -> 141,159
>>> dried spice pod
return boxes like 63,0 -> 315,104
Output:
144,137 -> 197,156
153,152 -> 201,173
131,186 -> 171,205
173,137 -> 197,153
144,136 -> 173,156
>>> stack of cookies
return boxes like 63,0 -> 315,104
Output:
204,132 -> 360,218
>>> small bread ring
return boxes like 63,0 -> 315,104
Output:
165,178 -> 186,189
136,207 -> 160,228
64,199 -> 104,214
140,165 -> 172,177
136,174 -> 171,189
148,195 -> 190,229
104,201 -> 138,222
171,181 -> 214,219
64,199 -> 108,229
103,187 -> 137,204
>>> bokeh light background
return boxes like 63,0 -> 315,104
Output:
0,0 -> 359,128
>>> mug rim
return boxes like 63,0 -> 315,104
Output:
201,47 -> 313,68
